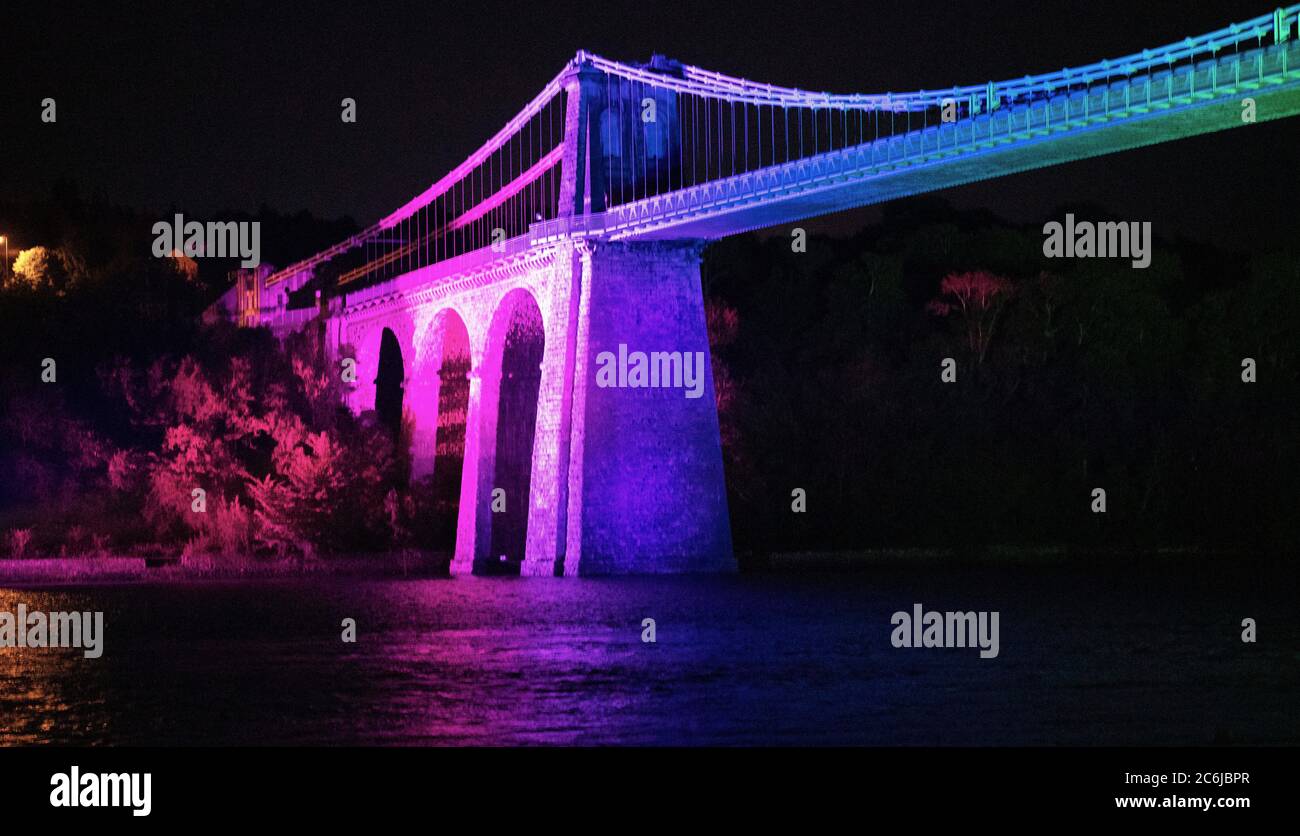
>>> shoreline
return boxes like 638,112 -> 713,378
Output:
0,546 -> 1286,585
0,552 -> 452,585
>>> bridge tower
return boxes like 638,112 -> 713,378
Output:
541,55 -> 731,574
436,54 -> 734,575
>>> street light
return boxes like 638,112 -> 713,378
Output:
0,236 -> 7,284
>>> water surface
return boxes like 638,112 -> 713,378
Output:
1,562 -> 1295,745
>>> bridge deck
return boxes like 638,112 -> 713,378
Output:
604,40 -> 1300,240
336,37 -> 1299,315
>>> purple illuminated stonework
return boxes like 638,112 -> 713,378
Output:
212,15 -> 1300,574
308,236 -> 734,576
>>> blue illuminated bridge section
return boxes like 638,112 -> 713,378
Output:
263,5 -> 1300,294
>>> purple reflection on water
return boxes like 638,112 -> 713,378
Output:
1,566 -> 1297,745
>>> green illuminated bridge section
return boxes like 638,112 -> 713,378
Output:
261,6 -> 1300,297
598,37 -> 1300,240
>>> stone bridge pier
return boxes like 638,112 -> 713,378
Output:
333,237 -> 734,575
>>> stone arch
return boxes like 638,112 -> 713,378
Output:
375,326 -> 405,436
346,323 -> 385,416
408,307 -> 473,552
477,287 -> 546,573
342,312 -> 415,421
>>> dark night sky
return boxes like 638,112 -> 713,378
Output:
3,0 -> 1295,248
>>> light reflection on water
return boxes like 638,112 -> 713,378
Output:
0,566 -> 1296,745
0,591 -> 104,745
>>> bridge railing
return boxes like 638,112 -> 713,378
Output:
263,5 -> 1299,305
590,5 -> 1298,111
580,6 -> 1299,212
596,34 -> 1300,238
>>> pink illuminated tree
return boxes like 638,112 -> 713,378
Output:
927,270 -> 1015,365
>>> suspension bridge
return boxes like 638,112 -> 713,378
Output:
217,6 -> 1300,575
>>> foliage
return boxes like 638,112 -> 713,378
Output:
9,245 -> 87,294
2,191 -> 1297,558
926,270 -> 1014,365
705,199 -> 1300,553
0,195 -> 394,559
